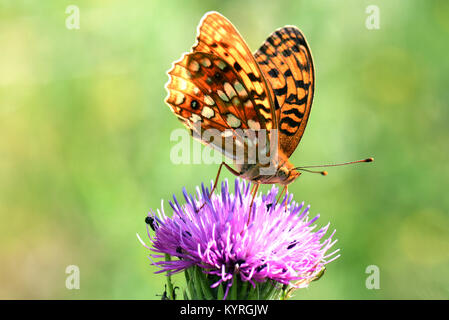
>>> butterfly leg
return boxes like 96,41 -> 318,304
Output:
209,161 -> 240,195
276,185 -> 287,205
249,181 -> 258,197
199,161 -> 240,211
247,182 -> 260,224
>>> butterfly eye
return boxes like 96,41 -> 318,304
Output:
278,167 -> 289,179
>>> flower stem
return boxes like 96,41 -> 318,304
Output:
164,254 -> 175,300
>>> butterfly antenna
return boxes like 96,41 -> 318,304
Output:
296,168 -> 328,175
294,157 -> 374,174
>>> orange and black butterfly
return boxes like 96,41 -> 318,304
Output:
165,12 -> 372,202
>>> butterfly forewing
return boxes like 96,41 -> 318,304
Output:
254,26 -> 315,158
193,12 -> 277,131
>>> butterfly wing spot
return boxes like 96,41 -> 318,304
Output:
248,119 -> 261,130
243,99 -> 253,109
215,60 -> 227,70
233,62 -> 242,72
204,95 -> 215,106
233,81 -> 247,98
201,106 -> 215,119
190,113 -> 202,123
247,73 -> 259,81
217,90 -> 230,102
190,99 -> 199,109
193,87 -> 201,95
173,92 -> 185,105
268,69 -> 279,77
231,96 -> 241,107
224,82 -> 237,99
200,57 -> 212,67
188,60 -> 200,73
226,113 -> 241,128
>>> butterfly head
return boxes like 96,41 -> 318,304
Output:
277,163 -> 301,186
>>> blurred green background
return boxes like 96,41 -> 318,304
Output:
1,0 -> 448,299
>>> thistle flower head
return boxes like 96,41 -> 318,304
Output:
143,178 -> 339,299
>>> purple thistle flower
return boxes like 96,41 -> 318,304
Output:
141,178 -> 340,300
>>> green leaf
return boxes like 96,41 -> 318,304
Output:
217,282 -> 224,300
238,280 -> 249,300
261,280 -> 278,300
186,267 -> 198,299
228,277 -> 238,300
196,267 -> 214,300
246,282 -> 259,300
183,289 -> 189,300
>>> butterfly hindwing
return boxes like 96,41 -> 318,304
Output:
166,51 -> 270,162
166,53 -> 227,131
254,26 -> 315,158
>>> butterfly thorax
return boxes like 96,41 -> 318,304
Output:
235,151 -> 300,186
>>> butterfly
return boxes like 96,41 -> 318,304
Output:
165,12 -> 372,207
